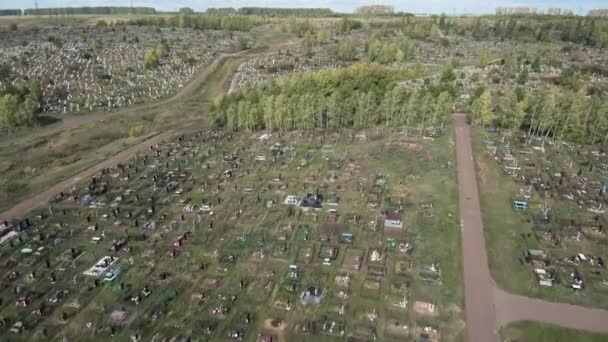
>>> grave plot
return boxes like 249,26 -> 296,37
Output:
480,130 -> 608,308
0,26 -> 241,114
0,127 -> 462,340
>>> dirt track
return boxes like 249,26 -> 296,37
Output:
453,113 -> 499,341
453,112 -> 608,340
0,126 -> 193,222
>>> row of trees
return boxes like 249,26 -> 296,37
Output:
23,7 -> 156,16
471,86 -> 608,145
0,9 -> 20,16
452,16 -> 608,48
0,81 -> 42,130
211,64 -> 453,132
128,14 -> 267,32
237,7 -> 334,17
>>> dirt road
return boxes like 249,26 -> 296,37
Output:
494,288 -> 608,334
453,113 -> 499,341
0,125 -> 198,222
453,112 -> 608,340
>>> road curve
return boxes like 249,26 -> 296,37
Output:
453,112 -> 608,340
453,113 -> 500,341
494,288 -> 608,334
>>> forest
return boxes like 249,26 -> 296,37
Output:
211,63 -> 454,131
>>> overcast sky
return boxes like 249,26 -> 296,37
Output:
0,0 -> 604,15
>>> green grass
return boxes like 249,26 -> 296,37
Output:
501,321 -> 608,342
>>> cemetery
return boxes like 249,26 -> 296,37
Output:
0,25 -> 243,114
477,129 -> 608,309
0,125 -> 463,341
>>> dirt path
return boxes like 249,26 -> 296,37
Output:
494,288 -> 608,334
453,113 -> 499,341
0,122 -> 200,222
39,49 -> 251,130
453,112 -> 608,339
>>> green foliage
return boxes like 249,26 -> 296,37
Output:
367,40 -> 400,64
179,7 -> 195,14
24,6 -> 156,15
328,40 -> 357,61
238,36 -> 250,50
211,64 -> 452,132
0,63 -> 10,82
144,41 -> 170,69
0,80 -> 41,130
334,18 -> 362,35
129,125 -> 145,138
95,20 -> 108,27
471,90 -> 493,126
302,31 -> 315,57
128,14 -> 266,32
144,48 -> 160,69
236,7 -> 334,17
0,9 -> 21,16
478,49 -> 492,67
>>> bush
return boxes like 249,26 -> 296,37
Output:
129,125 -> 145,138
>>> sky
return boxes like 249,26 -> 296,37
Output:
0,0 -> 605,15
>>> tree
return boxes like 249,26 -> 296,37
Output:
0,63 -> 10,82
0,94 -> 19,130
144,48 -> 160,69
303,31 -> 314,57
329,40 -> 356,61
477,49 -> 492,68
179,7 -> 195,14
434,91 -> 453,127
316,30 -> 331,44
471,90 -> 493,126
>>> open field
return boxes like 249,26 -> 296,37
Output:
0,126 -> 463,341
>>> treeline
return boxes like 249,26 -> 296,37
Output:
211,64 -> 454,132
237,7 -> 334,17
0,80 -> 42,130
23,7 -> 156,16
127,14 -> 267,31
0,9 -> 21,16
470,86 -> 608,145
448,16 -> 608,48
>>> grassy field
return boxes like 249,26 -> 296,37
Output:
472,127 -> 608,309
501,321 -> 608,342
0,126 -> 463,341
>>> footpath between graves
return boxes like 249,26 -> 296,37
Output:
453,112 -> 608,341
